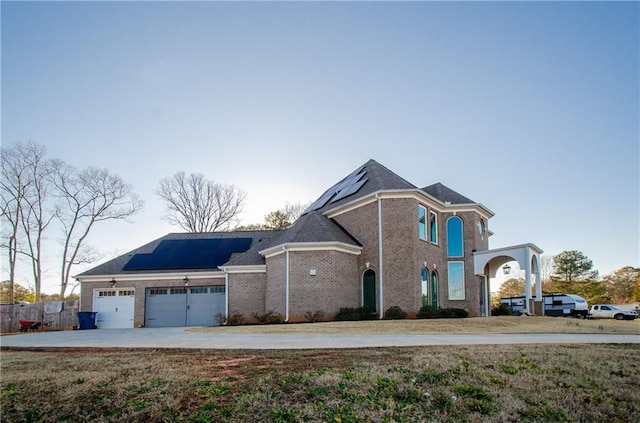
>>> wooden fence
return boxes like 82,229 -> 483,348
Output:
0,301 -> 79,333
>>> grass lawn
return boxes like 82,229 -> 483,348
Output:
1,317 -> 639,422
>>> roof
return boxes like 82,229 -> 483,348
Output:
76,230 -> 282,277
262,211 -> 361,249
422,182 -> 475,204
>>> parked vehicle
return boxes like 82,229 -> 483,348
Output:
500,293 -> 589,318
588,305 -> 638,321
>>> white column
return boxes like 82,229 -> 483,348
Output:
524,248 -> 532,315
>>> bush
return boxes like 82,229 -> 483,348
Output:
215,310 -> 244,326
251,309 -> 283,324
334,307 -> 375,321
416,306 -> 468,319
383,306 -> 407,320
304,310 -> 325,323
491,304 -> 512,316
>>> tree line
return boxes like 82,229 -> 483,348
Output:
495,250 -> 640,307
2,140 -> 304,303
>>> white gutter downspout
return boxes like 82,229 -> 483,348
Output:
377,194 -> 384,319
285,247 -> 290,322
224,271 -> 229,324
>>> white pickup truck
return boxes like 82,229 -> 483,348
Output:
588,304 -> 638,321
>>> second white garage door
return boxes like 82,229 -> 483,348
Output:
145,286 -> 225,327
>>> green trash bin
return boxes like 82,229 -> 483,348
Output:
77,312 -> 97,330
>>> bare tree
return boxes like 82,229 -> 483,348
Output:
51,162 -> 143,297
156,172 -> 246,233
0,142 -> 32,303
18,143 -> 57,301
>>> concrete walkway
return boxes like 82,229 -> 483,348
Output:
1,328 -> 638,349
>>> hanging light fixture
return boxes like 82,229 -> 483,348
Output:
183,276 -> 189,286
502,264 -> 512,275
110,278 -> 117,288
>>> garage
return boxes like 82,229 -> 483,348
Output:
145,286 -> 225,327
93,289 -> 135,329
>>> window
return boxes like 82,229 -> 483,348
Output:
447,261 -> 465,300
429,212 -> 438,244
421,268 -> 429,305
149,288 -> 167,295
477,219 -> 485,238
211,286 -> 226,294
418,206 -> 427,240
447,216 -> 464,257
118,290 -> 134,296
190,287 -> 208,294
171,288 -> 187,294
431,271 -> 439,307
98,291 -> 115,297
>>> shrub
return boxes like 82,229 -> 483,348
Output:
416,305 -> 440,319
491,304 -> 512,316
383,305 -> 407,320
304,310 -> 325,323
416,306 -> 468,319
251,310 -> 283,324
215,310 -> 244,326
334,307 -> 375,321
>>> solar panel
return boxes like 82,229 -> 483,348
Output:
303,165 -> 368,213
122,238 -> 253,271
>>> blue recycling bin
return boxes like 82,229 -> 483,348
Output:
77,312 -> 97,330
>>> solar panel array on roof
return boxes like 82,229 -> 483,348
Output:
122,238 -> 253,271
304,166 -> 368,214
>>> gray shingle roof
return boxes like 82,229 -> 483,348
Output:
262,211 -> 361,249
421,182 -> 475,204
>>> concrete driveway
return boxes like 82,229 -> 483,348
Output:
1,328 -> 638,349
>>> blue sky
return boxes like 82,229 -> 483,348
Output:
2,1 -> 638,294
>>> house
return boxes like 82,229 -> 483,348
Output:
77,159 -> 544,328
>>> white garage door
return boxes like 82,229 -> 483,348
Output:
93,289 -> 135,329
145,286 -> 225,327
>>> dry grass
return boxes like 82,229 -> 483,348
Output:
2,344 -> 639,422
190,315 -> 640,335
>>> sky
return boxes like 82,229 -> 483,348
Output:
2,1 -> 638,295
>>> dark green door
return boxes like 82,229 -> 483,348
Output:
363,269 -> 376,313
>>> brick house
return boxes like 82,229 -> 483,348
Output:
77,159 -> 543,328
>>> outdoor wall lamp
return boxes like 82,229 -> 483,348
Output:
183,276 -> 189,286
110,278 -> 117,288
502,264 -> 512,275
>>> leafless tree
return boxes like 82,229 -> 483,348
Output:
0,142 -> 33,303
51,162 -> 143,297
156,172 -> 246,233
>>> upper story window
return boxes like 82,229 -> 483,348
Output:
418,206 -> 427,240
477,219 -> 486,239
447,216 -> 464,257
429,211 -> 438,244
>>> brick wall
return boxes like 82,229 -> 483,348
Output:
228,272 -> 266,322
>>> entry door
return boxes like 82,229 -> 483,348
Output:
93,289 -> 135,329
362,270 -> 376,313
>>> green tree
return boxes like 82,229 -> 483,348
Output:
602,266 -> 640,304
493,278 -> 525,307
550,250 -> 608,305
0,280 -> 36,303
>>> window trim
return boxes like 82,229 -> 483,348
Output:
418,205 -> 427,241
429,211 -> 438,244
446,216 -> 464,257
447,261 -> 465,300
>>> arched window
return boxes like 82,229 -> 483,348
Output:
421,268 -> 429,306
447,216 -> 464,257
431,271 -> 439,308
362,269 -> 376,313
